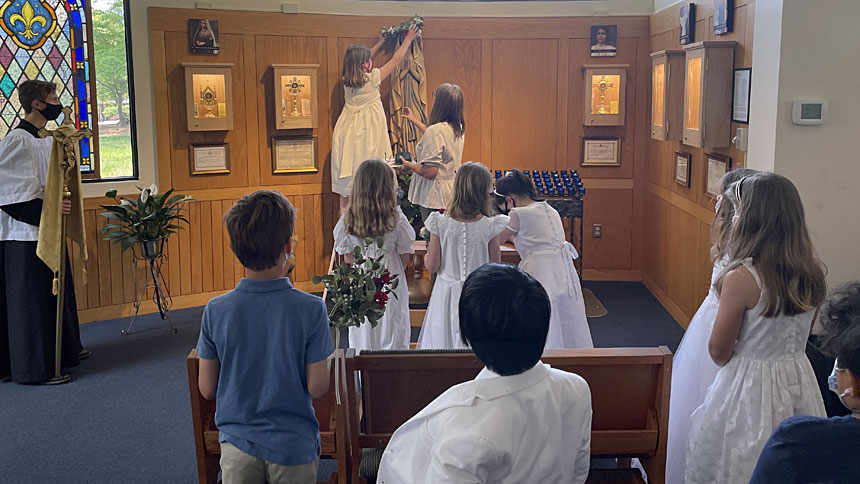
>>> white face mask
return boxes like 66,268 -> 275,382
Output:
829,361 -> 854,408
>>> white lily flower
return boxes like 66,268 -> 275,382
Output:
141,189 -> 149,203
148,184 -> 158,196
120,199 -> 132,206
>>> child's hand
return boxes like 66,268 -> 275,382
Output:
405,25 -> 421,42
400,106 -> 417,123
398,156 -> 413,174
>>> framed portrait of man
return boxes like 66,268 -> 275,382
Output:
590,25 -> 617,57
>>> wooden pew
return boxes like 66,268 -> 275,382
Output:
186,349 -> 349,484
341,347 -> 672,484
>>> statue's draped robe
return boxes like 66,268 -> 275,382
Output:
389,36 -> 428,157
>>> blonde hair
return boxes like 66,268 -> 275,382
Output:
428,83 -> 465,139
342,45 -> 371,88
710,168 -> 758,262
344,159 -> 398,238
446,162 -> 493,222
715,172 -> 827,317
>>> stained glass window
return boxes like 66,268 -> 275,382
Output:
0,0 -> 135,178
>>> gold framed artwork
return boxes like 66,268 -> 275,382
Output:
272,136 -> 318,174
705,153 -> 732,197
674,151 -> 692,188
272,64 -> 319,130
183,63 -> 234,131
582,65 -> 628,126
581,137 -> 621,167
190,143 -> 230,175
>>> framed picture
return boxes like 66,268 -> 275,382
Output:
680,4 -> 696,45
581,137 -> 621,167
273,136 -> 318,174
674,151 -> 692,188
714,0 -> 734,35
705,153 -> 732,197
590,25 -> 617,57
190,144 -> 230,175
188,19 -> 219,55
732,67 -> 752,123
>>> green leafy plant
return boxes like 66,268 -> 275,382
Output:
312,237 -> 399,328
99,185 -> 193,251
380,14 -> 424,39
397,172 -> 424,238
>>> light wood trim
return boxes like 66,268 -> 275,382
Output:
151,30 -> 172,190
642,271 -> 689,328
647,181 -> 714,224
582,178 -> 635,190
583,268 -> 641,281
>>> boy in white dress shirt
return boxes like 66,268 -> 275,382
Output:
377,263 -> 593,483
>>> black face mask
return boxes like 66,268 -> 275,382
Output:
38,101 -> 62,121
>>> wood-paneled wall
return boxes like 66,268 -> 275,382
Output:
76,9 -> 653,322
643,0 -> 756,327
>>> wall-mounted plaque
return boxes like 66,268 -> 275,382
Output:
183,63 -> 234,131
675,151 -> 692,188
273,137 -> 318,174
705,153 -> 732,197
273,64 -> 319,130
190,144 -> 230,175
581,137 -> 621,167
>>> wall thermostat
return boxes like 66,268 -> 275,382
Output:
792,100 -> 828,125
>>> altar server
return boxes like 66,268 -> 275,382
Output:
334,159 -> 415,350
0,80 -> 84,385
378,263 -> 592,483
494,170 -> 593,349
416,162 -> 508,349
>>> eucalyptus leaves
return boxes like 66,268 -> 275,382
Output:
312,237 -> 399,328
99,185 -> 192,251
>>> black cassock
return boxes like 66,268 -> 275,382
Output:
0,121 -> 82,383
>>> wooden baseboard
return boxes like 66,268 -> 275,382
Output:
641,272 -> 690,329
582,269 -> 641,281
78,280 -> 322,324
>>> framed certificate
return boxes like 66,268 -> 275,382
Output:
190,143 -> 230,175
705,153 -> 732,197
581,137 -> 621,167
674,151 -> 692,188
273,136 -> 318,174
732,68 -> 751,124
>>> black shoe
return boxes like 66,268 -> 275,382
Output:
78,349 -> 91,360
23,374 -> 72,385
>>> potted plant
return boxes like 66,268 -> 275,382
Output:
99,184 -> 193,259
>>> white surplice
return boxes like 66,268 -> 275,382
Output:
377,363 -> 592,484
0,129 -> 51,241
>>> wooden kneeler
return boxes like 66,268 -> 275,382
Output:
186,349 -> 349,484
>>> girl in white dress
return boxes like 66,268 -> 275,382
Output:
493,170 -> 593,349
334,159 -> 416,350
685,172 -> 827,484
331,26 -> 420,209
665,167 -> 758,484
399,83 -> 465,223
417,162 -> 508,349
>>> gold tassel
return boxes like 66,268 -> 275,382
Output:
52,276 -> 59,295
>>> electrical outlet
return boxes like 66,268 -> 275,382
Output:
592,224 -> 602,238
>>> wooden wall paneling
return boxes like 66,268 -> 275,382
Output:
167,228 -> 181,300
190,201 -> 203,294
631,33 -> 651,272
480,39 -> 493,168
295,195 -> 310,282
567,37 -> 637,179
491,39 -> 558,172
120,245 -> 134,303
422,38 -> 483,165
667,205 -> 700,318
555,38 -> 570,171
220,200 -> 234,287
165,32 -> 249,191
233,199 -> 245,286
257,35 -> 330,187
200,201 -> 214,293
109,229 -> 124,305
581,189 -> 633,270
70,241 -> 85,309
644,191 -> 670,291
179,205 -> 192,295
326,37 -> 341,133
84,210 -> 101,308
151,31 -> 173,190
243,35 -> 261,187
694,220 -> 714,310
210,200 -> 225,291
97,216 -> 112,306
311,194 -> 324,277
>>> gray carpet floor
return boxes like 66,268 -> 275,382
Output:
0,281 -> 682,483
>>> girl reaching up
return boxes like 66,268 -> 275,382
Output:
331,25 -> 421,210
334,159 -> 415,350
685,172 -> 827,484
494,170 -> 593,349
417,162 -> 508,349
665,167 -> 758,484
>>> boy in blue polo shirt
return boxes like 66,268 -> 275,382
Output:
196,190 -> 334,483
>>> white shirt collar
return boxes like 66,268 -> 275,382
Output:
472,362 -> 551,401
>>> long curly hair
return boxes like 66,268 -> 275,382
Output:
343,159 -> 398,238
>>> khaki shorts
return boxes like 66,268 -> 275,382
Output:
220,441 -> 318,484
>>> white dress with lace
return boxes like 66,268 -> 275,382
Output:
665,256 -> 726,484
684,259 -> 826,484
333,208 -> 415,351
417,213 -> 509,349
508,201 -> 592,349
